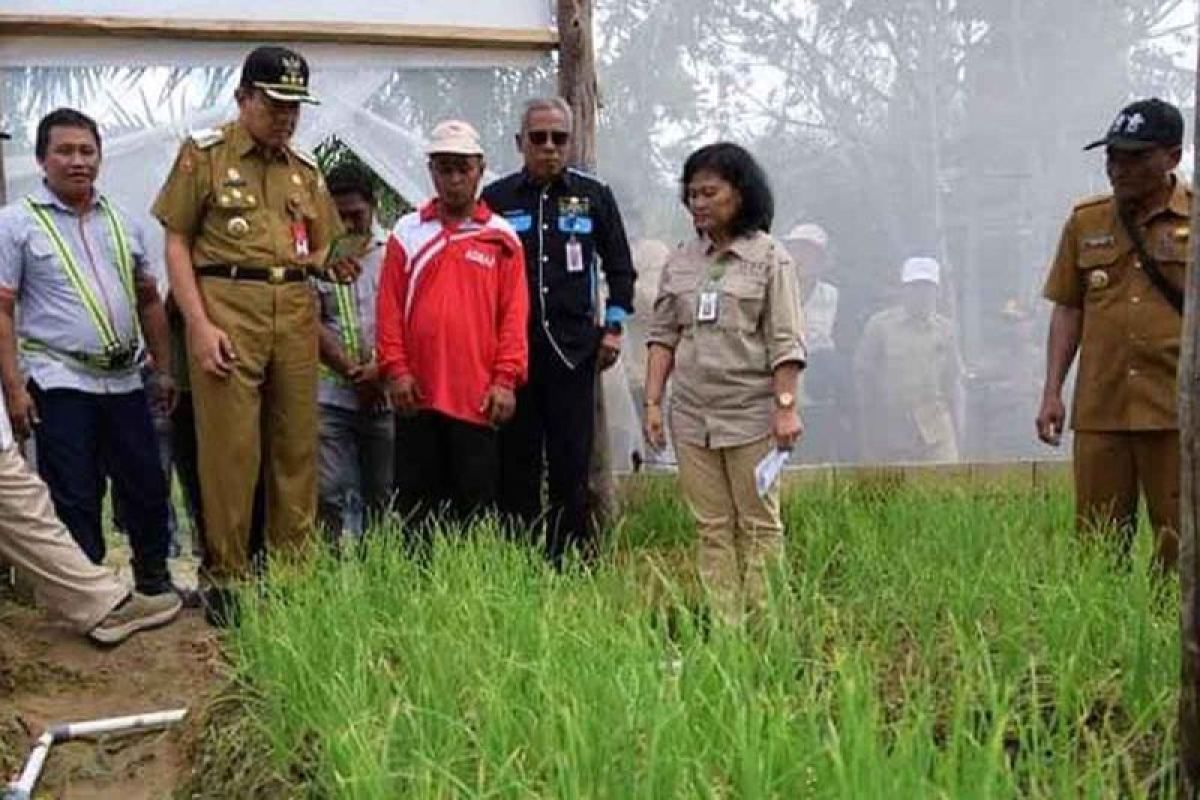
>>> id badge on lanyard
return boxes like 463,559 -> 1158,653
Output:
697,286 -> 720,323
292,218 -> 310,258
697,254 -> 729,323
566,236 -> 585,273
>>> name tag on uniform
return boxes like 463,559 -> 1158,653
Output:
504,212 -> 532,232
1082,234 -> 1115,249
697,290 -> 719,323
566,239 -> 585,273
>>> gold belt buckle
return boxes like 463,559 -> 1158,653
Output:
269,266 -> 286,284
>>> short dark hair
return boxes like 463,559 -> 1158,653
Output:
679,142 -> 774,237
325,163 -> 375,205
36,108 -> 101,161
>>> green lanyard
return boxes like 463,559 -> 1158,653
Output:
24,196 -> 139,353
705,253 -> 731,287
333,282 -> 362,363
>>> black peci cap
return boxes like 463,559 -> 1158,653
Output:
1084,98 -> 1183,151
239,45 -> 319,105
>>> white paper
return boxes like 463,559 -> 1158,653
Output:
754,447 -> 790,497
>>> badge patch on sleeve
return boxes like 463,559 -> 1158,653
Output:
503,211 -> 532,232
1082,234 -> 1115,249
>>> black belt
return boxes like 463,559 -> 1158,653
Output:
197,265 -> 309,284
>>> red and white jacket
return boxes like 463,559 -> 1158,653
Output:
376,199 -> 529,427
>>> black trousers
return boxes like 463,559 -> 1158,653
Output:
394,410 -> 498,530
30,382 -> 172,594
499,348 -> 596,564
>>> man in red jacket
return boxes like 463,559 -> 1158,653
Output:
377,120 -> 529,528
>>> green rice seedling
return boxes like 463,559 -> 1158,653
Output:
195,482 -> 1178,799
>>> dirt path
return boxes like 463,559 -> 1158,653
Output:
1,599 -> 220,799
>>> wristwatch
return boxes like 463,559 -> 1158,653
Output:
775,392 -> 796,410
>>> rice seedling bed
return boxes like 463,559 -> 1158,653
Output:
189,480 -> 1177,798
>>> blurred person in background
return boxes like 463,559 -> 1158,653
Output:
643,142 -> 805,626
482,97 -> 636,566
378,121 -> 528,530
626,236 -> 671,414
0,108 -> 177,600
854,257 -> 964,463
315,163 -> 393,543
1037,98 -> 1187,570
783,222 -> 848,464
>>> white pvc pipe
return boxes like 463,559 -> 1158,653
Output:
4,708 -> 187,800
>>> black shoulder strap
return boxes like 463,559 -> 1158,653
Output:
1117,205 -> 1183,315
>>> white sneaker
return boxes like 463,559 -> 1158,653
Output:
88,592 -> 182,645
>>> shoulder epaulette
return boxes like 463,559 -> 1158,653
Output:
290,147 -> 319,170
188,128 -> 224,149
566,166 -> 606,186
1072,192 -> 1112,212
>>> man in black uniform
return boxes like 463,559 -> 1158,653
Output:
482,97 -> 636,565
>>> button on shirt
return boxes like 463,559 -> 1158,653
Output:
0,185 -> 148,394
481,168 -> 636,369
647,232 -> 806,448
1042,178 -> 1190,431
317,226 -> 386,411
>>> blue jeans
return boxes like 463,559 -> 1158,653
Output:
30,382 -> 172,594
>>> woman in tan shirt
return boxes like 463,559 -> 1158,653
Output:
644,142 -> 806,626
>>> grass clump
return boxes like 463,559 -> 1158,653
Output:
195,482 -> 1177,799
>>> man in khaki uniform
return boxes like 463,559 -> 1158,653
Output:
854,257 -> 964,463
152,46 -> 345,623
1037,98 -> 1188,570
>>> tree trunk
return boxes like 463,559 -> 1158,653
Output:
556,0 -> 617,538
1178,28 -> 1200,798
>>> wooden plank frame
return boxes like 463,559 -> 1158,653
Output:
0,14 -> 559,52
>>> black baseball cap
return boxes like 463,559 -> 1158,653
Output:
1084,98 -> 1183,151
240,46 -> 319,105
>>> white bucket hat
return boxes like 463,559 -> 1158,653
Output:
425,120 -> 484,156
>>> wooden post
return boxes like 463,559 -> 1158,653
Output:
0,131 -> 9,206
556,0 -> 617,536
557,0 -> 597,169
1179,26 -> 1200,797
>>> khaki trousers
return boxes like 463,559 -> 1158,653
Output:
1073,430 -> 1179,569
0,446 -> 126,632
676,435 -> 784,625
191,278 -> 319,584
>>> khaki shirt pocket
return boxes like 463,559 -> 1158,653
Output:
1075,245 -> 1123,309
1149,225 -> 1189,295
719,272 -> 767,333
207,193 -> 262,250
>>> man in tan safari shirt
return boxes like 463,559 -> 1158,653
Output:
854,257 -> 964,464
1037,98 -> 1189,570
152,46 -> 349,624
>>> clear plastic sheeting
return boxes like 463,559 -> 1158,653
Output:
2,0 -> 1198,470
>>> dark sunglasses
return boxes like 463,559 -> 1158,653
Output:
526,130 -> 570,146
